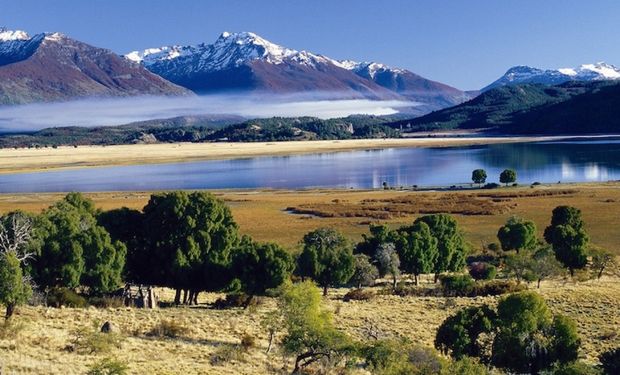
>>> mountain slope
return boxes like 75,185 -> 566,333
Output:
127,32 -> 468,113
483,62 -> 620,91
391,81 -> 620,134
341,61 -> 470,108
0,27 -> 191,105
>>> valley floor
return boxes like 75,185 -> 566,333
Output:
1,277 -> 618,374
0,135 -> 597,174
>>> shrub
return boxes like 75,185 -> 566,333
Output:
212,293 -> 258,309
483,183 -> 500,189
363,339 -> 447,374
600,347 -> 620,375
552,361 -> 601,375
88,296 -> 124,309
70,324 -> 123,354
146,319 -> 189,339
435,305 -> 496,359
469,262 -> 497,281
439,274 -> 475,296
343,288 -> 374,302
86,357 -> 129,375
470,280 -> 526,297
445,356 -> 494,375
0,319 -> 25,340
210,344 -> 245,365
240,333 -> 256,351
47,288 -> 88,308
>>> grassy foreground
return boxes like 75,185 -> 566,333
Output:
1,278 -> 618,374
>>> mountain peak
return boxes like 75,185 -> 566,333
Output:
0,27 -> 30,42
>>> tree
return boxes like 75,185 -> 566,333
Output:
0,211 -> 36,263
589,247 -> 617,279
530,246 -> 564,288
356,224 -> 398,257
491,291 -> 580,374
230,237 -> 294,304
350,254 -> 379,288
297,228 -> 355,296
375,243 -> 400,289
415,214 -> 468,282
272,281 -> 353,373
435,305 -> 496,360
141,191 -> 239,304
600,347 -> 620,375
497,216 -> 537,253
468,262 -> 497,281
504,250 -> 535,284
544,206 -> 589,276
471,169 -> 487,186
32,193 -> 126,294
399,221 -> 438,285
0,252 -> 32,319
97,207 -> 144,282
499,169 -> 517,186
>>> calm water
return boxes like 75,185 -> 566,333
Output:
2,138 -> 620,193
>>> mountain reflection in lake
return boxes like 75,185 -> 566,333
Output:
1,138 -> 619,193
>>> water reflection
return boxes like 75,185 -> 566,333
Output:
1,138 -> 620,193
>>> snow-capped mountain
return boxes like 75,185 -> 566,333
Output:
0,27 -> 190,105
483,62 -> 620,91
340,61 -> 471,108
127,32 -> 468,113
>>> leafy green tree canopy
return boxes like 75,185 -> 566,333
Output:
435,305 -> 496,360
497,216 -> 537,253
414,214 -> 468,279
544,206 -> 589,275
499,169 -> 517,185
471,169 -> 487,185
399,221 -> 438,285
297,228 -> 355,296
0,252 -> 32,319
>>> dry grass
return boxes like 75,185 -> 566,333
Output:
0,136 -> 585,174
0,183 -> 617,253
1,277 -> 618,374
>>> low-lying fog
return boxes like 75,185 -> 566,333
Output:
0,94 -> 415,132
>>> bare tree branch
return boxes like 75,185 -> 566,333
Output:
0,212 -> 35,263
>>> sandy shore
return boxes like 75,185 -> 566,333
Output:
0,135 -> 597,174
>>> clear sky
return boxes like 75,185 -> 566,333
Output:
2,0 -> 619,90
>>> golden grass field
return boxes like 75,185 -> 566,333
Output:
0,135 -> 589,174
0,184 -> 619,374
1,182 -> 618,253
1,277 -> 618,374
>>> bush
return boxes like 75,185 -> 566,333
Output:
0,319 -> 25,340
70,324 -> 123,354
240,333 -> 256,351
86,357 -> 129,375
552,361 -> 601,375
88,296 -> 124,309
469,262 -> 497,281
445,356 -> 494,374
343,288 -> 374,302
146,319 -> 189,339
440,274 -> 475,296
600,347 -> 620,375
483,183 -> 500,189
470,280 -> 526,297
47,288 -> 88,308
210,344 -> 245,366
212,293 -> 257,309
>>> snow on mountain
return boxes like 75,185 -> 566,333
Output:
0,27 -> 30,41
483,62 -> 620,91
126,32 -> 469,114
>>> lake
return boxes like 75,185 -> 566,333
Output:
1,138 -> 620,193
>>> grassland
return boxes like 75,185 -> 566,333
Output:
1,277 -> 618,374
0,135 -> 585,174
1,182 -> 619,253
1,184 -> 618,374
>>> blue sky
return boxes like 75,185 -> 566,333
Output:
2,0 -> 619,90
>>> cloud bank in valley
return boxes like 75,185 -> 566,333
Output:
0,94 -> 415,132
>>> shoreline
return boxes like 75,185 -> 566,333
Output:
0,135 -> 617,175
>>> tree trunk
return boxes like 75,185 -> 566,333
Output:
434,273 -> 439,283
598,267 -> 604,279
392,274 -> 397,290
193,291 -> 199,305
174,288 -> 181,305
414,273 -> 419,286
266,330 -> 275,354
322,285 -> 328,296
537,278 -> 541,289
188,290 -> 195,305
5,303 -> 15,320
243,294 -> 254,309
569,268 -> 574,277
182,289 -> 189,305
